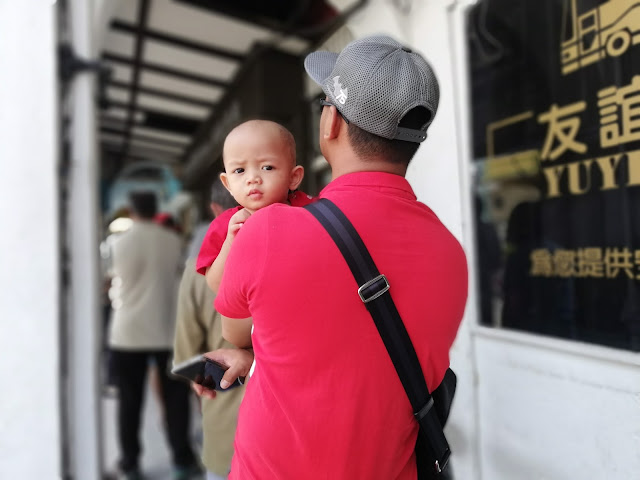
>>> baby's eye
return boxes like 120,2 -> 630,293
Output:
262,165 -> 274,171
233,168 -> 244,174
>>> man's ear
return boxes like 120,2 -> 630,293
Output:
288,165 -> 304,191
326,105 -> 342,140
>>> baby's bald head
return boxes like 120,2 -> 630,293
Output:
223,120 -> 296,167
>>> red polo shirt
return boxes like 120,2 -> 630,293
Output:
215,172 -> 468,480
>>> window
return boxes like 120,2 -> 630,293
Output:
466,0 -> 640,351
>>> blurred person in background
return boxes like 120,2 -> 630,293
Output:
148,211 -> 185,425
155,211 -> 183,235
108,191 -> 199,480
173,179 -> 244,480
100,210 -> 132,395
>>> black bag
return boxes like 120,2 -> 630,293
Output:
305,199 -> 456,477
416,368 -> 457,479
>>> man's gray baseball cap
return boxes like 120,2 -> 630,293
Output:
304,34 -> 439,143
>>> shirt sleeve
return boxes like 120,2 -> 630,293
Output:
289,189 -> 316,207
195,207 -> 239,276
214,208 -> 270,319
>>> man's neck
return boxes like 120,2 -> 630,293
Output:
330,157 -> 407,181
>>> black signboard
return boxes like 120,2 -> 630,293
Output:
467,0 -> 640,350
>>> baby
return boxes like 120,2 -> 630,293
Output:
196,119 -> 314,292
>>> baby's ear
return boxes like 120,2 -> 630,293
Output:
289,165 -> 304,191
220,172 -> 237,201
219,172 -> 233,195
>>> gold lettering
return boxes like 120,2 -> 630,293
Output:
598,76 -> 640,149
553,249 -> 576,277
595,155 -> 623,190
541,147 -> 640,198
604,248 -> 634,279
543,165 -> 566,198
576,248 -> 604,278
567,159 -> 593,195
627,149 -> 640,187
538,101 -> 587,161
531,249 -> 554,277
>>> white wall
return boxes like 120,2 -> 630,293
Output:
406,2 -> 481,479
476,330 -> 640,480
0,1 -> 61,478
66,0 -> 103,477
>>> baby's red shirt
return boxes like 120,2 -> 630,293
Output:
195,190 -> 315,276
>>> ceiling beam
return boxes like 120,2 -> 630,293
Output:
120,0 -> 152,164
101,114 -> 146,128
108,79 -> 216,108
108,100 -> 202,125
103,140 -> 182,159
103,52 -> 230,88
110,19 -> 245,62
173,0 -> 312,40
101,126 -> 189,149
102,148 -> 176,165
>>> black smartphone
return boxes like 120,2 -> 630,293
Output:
171,355 -> 243,391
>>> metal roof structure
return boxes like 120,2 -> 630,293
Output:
94,0 -> 365,182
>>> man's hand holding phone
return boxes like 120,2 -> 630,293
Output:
191,348 -> 254,399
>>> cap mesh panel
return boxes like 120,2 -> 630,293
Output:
309,34 -> 439,141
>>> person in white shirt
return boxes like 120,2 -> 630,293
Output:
108,191 -> 199,480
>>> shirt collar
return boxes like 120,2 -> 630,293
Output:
319,171 -> 416,201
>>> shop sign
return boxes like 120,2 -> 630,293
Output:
468,0 -> 640,350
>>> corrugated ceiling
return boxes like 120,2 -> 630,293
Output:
97,0 -> 364,176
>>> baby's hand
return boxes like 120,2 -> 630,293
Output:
227,209 -> 252,240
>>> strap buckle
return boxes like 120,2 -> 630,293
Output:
414,398 -> 434,422
357,274 -> 390,303
435,450 -> 451,473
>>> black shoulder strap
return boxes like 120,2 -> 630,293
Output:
305,198 -> 450,473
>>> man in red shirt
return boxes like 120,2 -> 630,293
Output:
196,34 -> 468,479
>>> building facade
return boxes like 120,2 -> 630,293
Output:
1,0 -> 639,478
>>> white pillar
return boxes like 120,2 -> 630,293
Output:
66,0 -> 102,477
0,0 -> 62,477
